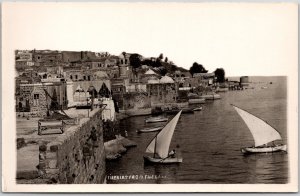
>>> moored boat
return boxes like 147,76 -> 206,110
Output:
136,126 -> 164,133
232,104 -> 287,154
193,106 -> 202,111
241,145 -> 287,154
144,111 -> 183,164
165,108 -> 194,114
145,116 -> 168,123
200,93 -> 221,100
188,98 -> 205,104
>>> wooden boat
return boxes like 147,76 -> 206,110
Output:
145,116 -> 168,123
165,108 -> 194,114
136,126 -> 164,133
232,105 -> 287,154
144,111 -> 183,164
188,98 -> 205,104
216,87 -> 229,92
200,93 -> 221,100
193,107 -> 203,111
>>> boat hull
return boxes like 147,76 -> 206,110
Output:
200,94 -> 221,100
145,118 -> 168,123
137,126 -> 163,133
143,155 -> 183,164
241,145 -> 287,154
165,109 -> 194,114
193,107 -> 202,111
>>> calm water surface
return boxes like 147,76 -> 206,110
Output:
106,76 -> 288,184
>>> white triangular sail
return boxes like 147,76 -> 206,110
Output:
145,111 -> 182,158
233,105 -> 282,147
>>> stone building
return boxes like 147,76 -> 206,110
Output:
123,92 -> 151,116
32,50 -> 63,65
111,78 -> 128,111
193,72 -> 215,86
66,78 -> 111,107
16,81 -> 67,117
147,76 -> 177,108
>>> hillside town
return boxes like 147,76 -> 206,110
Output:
15,49 -> 248,120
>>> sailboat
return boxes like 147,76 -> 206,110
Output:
144,111 -> 183,163
232,105 -> 287,154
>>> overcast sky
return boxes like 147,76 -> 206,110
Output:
3,2 -> 298,76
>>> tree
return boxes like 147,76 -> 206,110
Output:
214,68 -> 225,83
159,67 -> 167,76
129,53 -> 142,69
189,62 -> 208,76
159,53 -> 163,60
164,57 -> 168,63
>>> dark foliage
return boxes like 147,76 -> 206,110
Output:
214,68 -> 225,83
189,62 -> 208,75
129,53 -> 142,69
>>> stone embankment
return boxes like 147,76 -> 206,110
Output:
36,108 -> 106,184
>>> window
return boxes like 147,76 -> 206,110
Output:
83,76 -> 86,80
70,75 -> 73,80
33,94 -> 39,106
75,75 -> 78,80
88,76 -> 91,81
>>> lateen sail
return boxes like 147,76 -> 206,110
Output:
233,106 -> 282,147
145,111 -> 182,158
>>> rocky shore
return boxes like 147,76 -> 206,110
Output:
104,135 -> 137,160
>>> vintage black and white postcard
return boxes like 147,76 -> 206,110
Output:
2,2 -> 298,192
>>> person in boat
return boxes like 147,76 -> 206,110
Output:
169,149 -> 176,158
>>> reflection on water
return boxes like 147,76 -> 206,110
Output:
106,76 -> 288,184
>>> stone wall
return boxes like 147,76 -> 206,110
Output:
147,83 -> 177,106
38,109 -> 106,184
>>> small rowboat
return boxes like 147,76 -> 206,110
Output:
241,144 -> 287,154
136,126 -> 164,133
193,107 -> 202,111
145,116 -> 168,123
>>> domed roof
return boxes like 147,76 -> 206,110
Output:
159,76 -> 174,84
144,69 -> 157,75
93,71 -> 108,79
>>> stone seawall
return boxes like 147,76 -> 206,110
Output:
38,109 -> 106,184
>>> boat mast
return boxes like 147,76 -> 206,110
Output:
153,136 -> 157,158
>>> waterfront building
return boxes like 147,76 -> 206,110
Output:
66,76 -> 111,107
240,76 -> 250,86
147,76 -> 178,109
101,98 -> 116,121
123,92 -> 151,116
193,72 -> 215,86
111,78 -> 128,110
